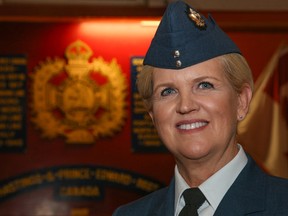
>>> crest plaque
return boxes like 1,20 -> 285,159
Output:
31,40 -> 127,144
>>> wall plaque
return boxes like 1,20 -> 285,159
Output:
130,57 -> 167,152
0,54 -> 27,152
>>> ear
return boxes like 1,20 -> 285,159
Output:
237,83 -> 253,121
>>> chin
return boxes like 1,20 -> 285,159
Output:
180,146 -> 210,160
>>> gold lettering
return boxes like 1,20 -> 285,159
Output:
44,171 -> 55,182
136,66 -> 143,72
10,57 -> 27,65
0,182 -> 17,197
95,169 -> 133,185
60,186 -> 100,197
0,123 -> 6,130
8,81 -> 24,88
9,114 -> 22,121
133,128 -> 154,133
135,178 -> 159,192
0,107 -> 22,113
6,122 -> 22,130
14,89 -> 25,97
138,133 -> 159,139
56,168 -> 91,180
144,140 -> 161,146
0,98 -> 19,105
17,74 -> 25,80
0,174 -> 42,197
0,57 -> 26,65
6,74 -> 22,80
0,131 -> 15,138
0,58 -> 9,64
0,90 -> 14,96
132,58 -> 143,66
71,208 -> 90,216
5,139 -> 23,146
16,174 -> 43,188
0,66 -> 15,72
0,82 -> 6,88
0,115 -> 7,121
133,93 -> 142,100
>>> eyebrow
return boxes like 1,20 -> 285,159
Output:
153,75 -> 222,91
192,76 -> 221,83
153,81 -> 175,93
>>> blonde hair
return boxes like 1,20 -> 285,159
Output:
219,53 -> 254,94
137,53 -> 254,110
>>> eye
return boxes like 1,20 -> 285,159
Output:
198,81 -> 214,89
161,87 -> 176,96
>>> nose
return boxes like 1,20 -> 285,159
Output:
176,93 -> 199,114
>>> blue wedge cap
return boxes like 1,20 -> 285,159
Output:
143,0 -> 241,69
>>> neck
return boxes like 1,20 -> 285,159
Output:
176,144 -> 239,187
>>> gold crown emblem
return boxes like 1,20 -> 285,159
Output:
31,40 -> 127,144
66,40 -> 92,63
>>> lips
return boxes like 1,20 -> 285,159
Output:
177,121 -> 208,130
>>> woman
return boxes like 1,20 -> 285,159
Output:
139,53 -> 252,188
113,1 -> 288,215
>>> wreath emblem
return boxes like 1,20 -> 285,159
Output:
30,40 -> 127,144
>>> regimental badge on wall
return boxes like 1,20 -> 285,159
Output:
30,40 -> 127,144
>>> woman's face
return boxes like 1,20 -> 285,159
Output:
149,57 -> 250,163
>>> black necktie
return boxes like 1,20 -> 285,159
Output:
179,188 -> 206,216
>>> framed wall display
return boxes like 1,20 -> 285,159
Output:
130,56 -> 167,152
0,54 -> 27,152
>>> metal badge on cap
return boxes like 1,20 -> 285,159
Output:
173,50 -> 181,67
188,7 -> 206,29
174,50 -> 180,58
176,60 -> 182,67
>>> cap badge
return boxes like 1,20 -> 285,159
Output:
188,7 -> 206,29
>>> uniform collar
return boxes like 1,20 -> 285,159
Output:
174,144 -> 248,213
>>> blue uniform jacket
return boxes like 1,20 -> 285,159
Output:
113,154 -> 288,216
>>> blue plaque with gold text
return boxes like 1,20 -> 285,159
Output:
130,56 -> 166,152
0,54 -> 27,152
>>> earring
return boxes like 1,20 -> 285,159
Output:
239,115 -> 243,120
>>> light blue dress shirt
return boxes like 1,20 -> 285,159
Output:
174,144 -> 248,216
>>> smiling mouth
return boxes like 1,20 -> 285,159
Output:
177,121 -> 208,130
